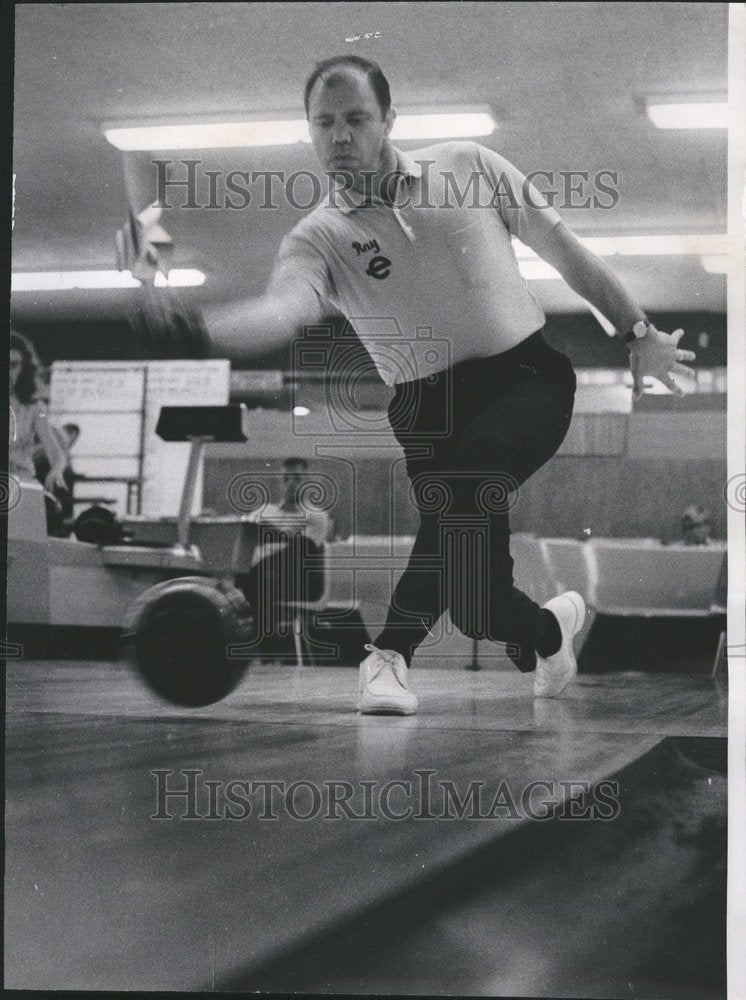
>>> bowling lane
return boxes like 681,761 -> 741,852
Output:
7,658 -> 728,736
6,661 -> 725,990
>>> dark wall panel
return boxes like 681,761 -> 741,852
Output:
204,454 -> 727,542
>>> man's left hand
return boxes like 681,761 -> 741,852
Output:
629,326 -> 696,400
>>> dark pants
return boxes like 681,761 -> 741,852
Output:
236,533 -> 325,639
374,330 -> 576,672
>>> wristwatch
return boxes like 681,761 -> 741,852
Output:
623,319 -> 649,343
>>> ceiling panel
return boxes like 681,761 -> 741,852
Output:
12,2 -> 729,318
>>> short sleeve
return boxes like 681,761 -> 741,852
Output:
269,229 -> 334,309
475,144 -> 562,250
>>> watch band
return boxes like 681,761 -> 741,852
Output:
623,319 -> 649,343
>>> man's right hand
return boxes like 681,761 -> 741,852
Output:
127,279 -> 323,365
128,285 -> 212,359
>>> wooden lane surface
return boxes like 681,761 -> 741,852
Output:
6,660 -> 727,736
5,661 -> 726,990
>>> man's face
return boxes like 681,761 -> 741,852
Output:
283,465 -> 305,502
307,68 -> 395,180
9,349 -> 22,390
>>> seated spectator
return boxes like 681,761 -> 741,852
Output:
9,331 -> 68,532
249,457 -> 335,548
680,504 -> 713,546
235,458 -> 335,639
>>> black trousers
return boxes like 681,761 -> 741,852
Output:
375,329 -> 576,672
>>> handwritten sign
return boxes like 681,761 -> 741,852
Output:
50,362 -> 146,413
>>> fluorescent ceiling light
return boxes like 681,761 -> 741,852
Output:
105,121 -> 311,151
12,269 -> 205,291
700,255 -> 728,274
513,234 -> 727,260
12,270 -> 141,290
646,101 -> 727,129
582,234 -> 728,256
518,260 -> 561,281
154,269 -> 206,287
104,110 -> 495,151
515,234 -> 730,288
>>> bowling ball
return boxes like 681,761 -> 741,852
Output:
124,576 -> 258,706
74,504 -> 122,545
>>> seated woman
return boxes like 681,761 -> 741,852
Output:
9,331 -> 68,533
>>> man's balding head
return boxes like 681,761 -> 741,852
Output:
304,55 -> 391,118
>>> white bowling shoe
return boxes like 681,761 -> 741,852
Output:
357,644 -> 418,715
533,591 -> 586,698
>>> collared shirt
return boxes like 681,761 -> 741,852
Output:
270,141 -> 562,385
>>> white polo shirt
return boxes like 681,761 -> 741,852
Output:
270,141 -> 563,385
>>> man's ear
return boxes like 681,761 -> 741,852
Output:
383,107 -> 396,138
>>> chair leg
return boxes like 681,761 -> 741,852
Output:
292,616 -> 304,668
712,630 -> 726,679
301,613 -> 317,668
465,635 -> 481,671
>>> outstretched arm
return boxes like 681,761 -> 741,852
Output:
536,222 -> 696,398
204,280 -> 324,365
132,231 -> 328,364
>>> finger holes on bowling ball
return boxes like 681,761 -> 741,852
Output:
125,577 -> 257,706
